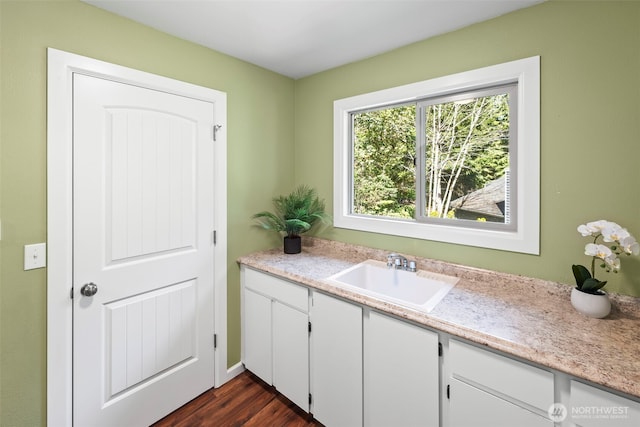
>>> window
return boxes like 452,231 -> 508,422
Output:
334,57 -> 539,254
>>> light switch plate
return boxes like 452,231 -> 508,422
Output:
24,243 -> 46,270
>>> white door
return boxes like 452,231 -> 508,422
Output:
73,73 -> 216,427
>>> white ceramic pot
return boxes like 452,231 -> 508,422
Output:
571,287 -> 611,318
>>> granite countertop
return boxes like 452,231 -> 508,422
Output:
237,237 -> 640,399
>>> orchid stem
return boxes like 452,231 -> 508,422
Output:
591,234 -> 600,278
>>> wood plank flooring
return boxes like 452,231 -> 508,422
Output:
152,371 -> 323,427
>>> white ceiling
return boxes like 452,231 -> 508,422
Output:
83,0 -> 544,79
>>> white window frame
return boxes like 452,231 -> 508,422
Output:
333,56 -> 540,254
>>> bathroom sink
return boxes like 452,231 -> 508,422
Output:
325,259 -> 458,313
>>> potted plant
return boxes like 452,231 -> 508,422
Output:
571,220 -> 639,318
252,185 -> 331,254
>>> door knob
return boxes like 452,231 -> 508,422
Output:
80,282 -> 98,297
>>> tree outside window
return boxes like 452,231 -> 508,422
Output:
351,84 -> 514,225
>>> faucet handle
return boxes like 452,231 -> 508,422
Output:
408,260 -> 417,272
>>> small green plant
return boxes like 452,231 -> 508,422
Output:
572,220 -> 639,294
252,185 -> 331,238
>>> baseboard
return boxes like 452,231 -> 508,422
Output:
217,362 -> 245,387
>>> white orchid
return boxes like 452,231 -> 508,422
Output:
573,220 -> 638,294
602,224 -> 629,243
619,235 -> 640,256
604,256 -> 621,272
577,220 -> 612,236
584,243 -> 612,260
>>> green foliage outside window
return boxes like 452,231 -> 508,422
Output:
351,89 -> 510,223
353,104 -> 416,218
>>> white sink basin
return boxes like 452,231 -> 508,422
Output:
325,259 -> 458,313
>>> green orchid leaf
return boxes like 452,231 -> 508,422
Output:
571,264 -> 591,287
580,278 -> 607,294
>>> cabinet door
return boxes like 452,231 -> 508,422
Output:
273,301 -> 309,412
570,380 -> 640,427
311,292 -> 363,427
243,288 -> 272,384
365,311 -> 439,427
449,378 -> 553,427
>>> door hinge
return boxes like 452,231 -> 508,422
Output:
214,334 -> 217,349
309,393 -> 312,405
213,124 -> 222,141
308,321 -> 312,333
447,384 -> 450,399
213,230 -> 217,245
70,286 -> 74,299
438,342 -> 443,357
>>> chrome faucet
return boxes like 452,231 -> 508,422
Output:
386,253 -> 417,272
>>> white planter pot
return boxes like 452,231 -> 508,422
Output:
571,287 -> 611,318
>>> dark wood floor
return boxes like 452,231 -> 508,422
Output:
152,371 -> 323,427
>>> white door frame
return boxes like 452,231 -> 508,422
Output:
47,48 -> 230,427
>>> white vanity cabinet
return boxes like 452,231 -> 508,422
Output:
241,267 -> 310,412
449,339 -> 554,427
570,380 -> 640,427
310,291 -> 440,427
364,310 -> 439,427
241,263 -> 640,427
310,291 -> 363,427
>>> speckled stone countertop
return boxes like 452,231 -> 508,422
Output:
237,237 -> 640,399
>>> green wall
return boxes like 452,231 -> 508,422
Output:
1,0 -> 640,426
0,1 -> 293,425
295,0 -> 640,296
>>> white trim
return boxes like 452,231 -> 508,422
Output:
47,48 -> 229,427
333,56 -> 540,254
226,362 -> 245,380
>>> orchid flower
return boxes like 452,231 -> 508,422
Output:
577,220 -> 612,236
604,256 -> 621,272
619,235 -> 640,256
584,243 -> 612,260
602,225 -> 629,243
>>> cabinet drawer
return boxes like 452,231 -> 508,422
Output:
570,380 -> 640,427
243,267 -> 308,312
450,378 -> 553,427
450,339 -> 553,411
